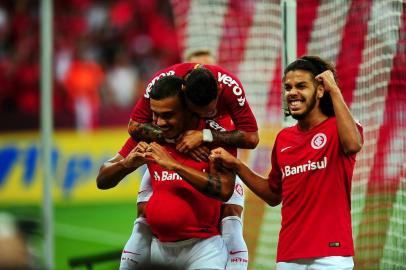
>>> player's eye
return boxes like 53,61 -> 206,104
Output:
160,113 -> 173,120
296,83 -> 306,89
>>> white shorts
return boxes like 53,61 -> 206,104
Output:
276,256 -> 354,270
137,170 -> 245,207
151,235 -> 227,270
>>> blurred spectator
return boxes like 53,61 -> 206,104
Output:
63,45 -> 104,131
104,51 -> 141,109
109,0 -> 134,30
0,0 -> 180,131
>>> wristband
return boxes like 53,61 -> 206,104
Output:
202,129 -> 214,142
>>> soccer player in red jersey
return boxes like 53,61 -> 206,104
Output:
128,62 -> 259,150
124,54 -> 253,270
210,56 -> 363,270
97,76 -> 236,270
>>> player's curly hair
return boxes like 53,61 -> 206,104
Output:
149,75 -> 186,105
283,55 -> 336,117
184,68 -> 218,107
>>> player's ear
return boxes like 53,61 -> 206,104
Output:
317,84 -> 325,99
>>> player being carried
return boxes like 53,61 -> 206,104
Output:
115,49 -> 257,269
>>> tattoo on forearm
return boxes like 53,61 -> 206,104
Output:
212,130 -> 245,147
129,122 -> 164,143
204,174 -> 222,197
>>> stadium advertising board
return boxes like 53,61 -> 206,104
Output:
0,129 -> 144,204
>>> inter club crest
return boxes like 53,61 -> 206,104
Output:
311,133 -> 327,149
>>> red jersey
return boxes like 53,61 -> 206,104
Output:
118,119 -> 237,242
119,136 -> 137,157
145,144 -> 222,242
130,63 -> 257,132
268,117 -> 363,262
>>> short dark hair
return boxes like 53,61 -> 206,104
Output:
184,68 -> 218,106
149,75 -> 186,105
283,55 -> 335,117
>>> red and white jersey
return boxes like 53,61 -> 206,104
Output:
268,117 -> 363,262
130,63 -> 257,132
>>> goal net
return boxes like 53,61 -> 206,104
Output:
170,0 -> 406,269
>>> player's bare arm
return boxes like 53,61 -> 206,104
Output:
210,147 -> 281,206
128,119 -> 165,144
146,142 -> 235,201
212,130 -> 258,149
176,129 -> 259,154
187,145 -> 211,162
315,71 -> 363,154
96,142 -> 149,189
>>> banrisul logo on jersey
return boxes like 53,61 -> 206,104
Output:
311,133 -> 327,149
155,171 -> 183,181
282,157 -> 328,178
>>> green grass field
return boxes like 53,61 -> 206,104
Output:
1,201 -> 138,270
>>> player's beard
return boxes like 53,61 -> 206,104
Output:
290,89 -> 318,120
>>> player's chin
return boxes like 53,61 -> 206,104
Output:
162,130 -> 177,139
290,111 -> 305,120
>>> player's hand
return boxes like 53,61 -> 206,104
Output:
122,141 -> 149,168
145,142 -> 178,170
189,145 -> 210,162
176,130 -> 204,153
209,147 -> 238,170
315,70 -> 340,94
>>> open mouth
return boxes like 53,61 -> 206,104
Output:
159,126 -> 171,132
288,99 -> 304,111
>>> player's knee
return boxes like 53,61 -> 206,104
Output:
137,202 -> 147,217
221,204 -> 243,218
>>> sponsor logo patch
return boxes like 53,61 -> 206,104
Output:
282,157 -> 328,178
229,250 -> 247,255
217,72 -> 246,107
235,183 -> 244,196
329,242 -> 341,247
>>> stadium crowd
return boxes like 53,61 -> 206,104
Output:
0,0 -> 179,131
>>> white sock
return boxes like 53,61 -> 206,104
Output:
221,216 -> 249,270
119,217 -> 152,270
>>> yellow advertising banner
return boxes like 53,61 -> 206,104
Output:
0,128 -> 144,204
0,126 -> 280,206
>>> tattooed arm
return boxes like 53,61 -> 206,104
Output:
96,142 -> 149,189
128,119 -> 165,144
147,142 -> 236,201
173,161 -> 235,202
176,129 -> 259,156
212,130 -> 258,149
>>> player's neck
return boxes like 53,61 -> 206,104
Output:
185,114 -> 200,130
297,109 -> 328,132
